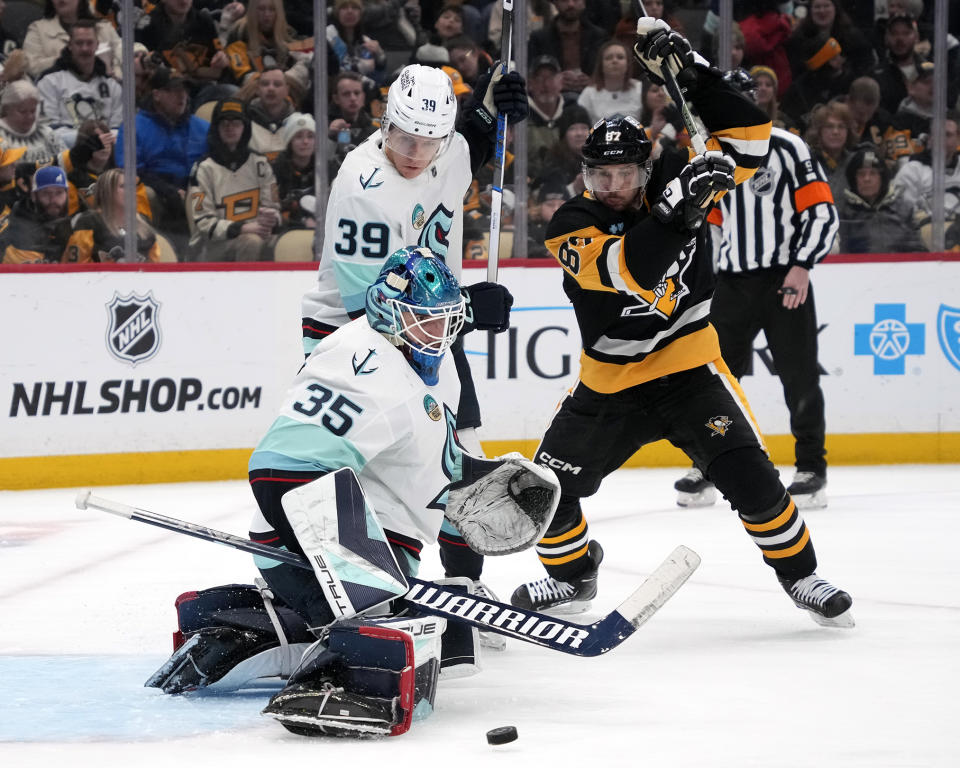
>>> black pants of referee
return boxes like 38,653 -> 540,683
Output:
711,269 -> 827,477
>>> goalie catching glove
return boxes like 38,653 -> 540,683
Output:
653,150 -> 736,231
461,281 -> 513,334
445,453 -> 559,555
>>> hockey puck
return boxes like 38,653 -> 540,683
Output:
486,725 -> 518,745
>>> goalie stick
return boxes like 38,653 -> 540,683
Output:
76,489 -> 699,657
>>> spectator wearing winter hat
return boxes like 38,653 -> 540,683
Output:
116,67 -> 209,251
527,55 -> 575,182
781,31 -> 857,132
0,79 -> 64,165
837,145 -> 925,254
869,14 -> 931,116
537,104 -> 591,198
526,178 -> 571,258
187,97 -> 280,261
887,61 -> 936,166
0,165 -> 72,263
749,65 -> 797,134
272,112 -> 316,230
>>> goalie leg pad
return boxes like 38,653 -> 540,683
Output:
281,469 -> 410,623
263,615 -> 446,737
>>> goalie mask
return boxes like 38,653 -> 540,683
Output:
581,115 -> 653,197
366,246 -> 465,385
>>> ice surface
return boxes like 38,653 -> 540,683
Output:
1,466 -> 958,767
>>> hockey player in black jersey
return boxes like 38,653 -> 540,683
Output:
510,19 -> 854,629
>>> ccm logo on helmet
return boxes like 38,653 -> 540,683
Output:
537,452 -> 582,475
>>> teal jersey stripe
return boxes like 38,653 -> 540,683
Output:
333,260 -> 383,315
249,415 -> 366,475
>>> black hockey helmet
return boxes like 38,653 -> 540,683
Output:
723,67 -> 758,101
581,115 -> 652,167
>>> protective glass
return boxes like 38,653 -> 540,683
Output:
582,163 -> 648,194
390,299 -> 465,356
383,126 -> 446,164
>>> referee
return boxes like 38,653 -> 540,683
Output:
675,71 -> 839,511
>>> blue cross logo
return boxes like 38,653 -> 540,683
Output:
854,304 -> 924,375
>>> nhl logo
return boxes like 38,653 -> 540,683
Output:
937,304 -> 960,372
749,167 -> 776,196
105,292 -> 161,366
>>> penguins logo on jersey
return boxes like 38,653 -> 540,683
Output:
705,415 -> 733,437
621,243 -> 694,320
423,394 -> 442,421
418,204 -> 454,258
749,166 -> 776,196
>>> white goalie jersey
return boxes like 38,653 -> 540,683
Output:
301,131 -> 472,354
249,318 -> 464,544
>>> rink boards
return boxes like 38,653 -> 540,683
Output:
2,255 -> 959,488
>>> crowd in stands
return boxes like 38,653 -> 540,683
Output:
0,0 -> 957,264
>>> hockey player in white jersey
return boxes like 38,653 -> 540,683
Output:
302,62 -> 529,602
143,247 -> 560,737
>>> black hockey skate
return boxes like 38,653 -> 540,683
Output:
263,680 -> 397,738
674,467 -> 717,508
778,572 -> 854,628
786,471 -> 827,510
510,540 -> 604,615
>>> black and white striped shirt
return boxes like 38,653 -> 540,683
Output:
711,127 -> 839,273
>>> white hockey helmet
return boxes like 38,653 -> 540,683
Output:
382,64 -> 457,156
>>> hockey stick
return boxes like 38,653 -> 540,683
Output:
486,0 -> 513,281
636,0 -> 708,155
76,489 -> 699,657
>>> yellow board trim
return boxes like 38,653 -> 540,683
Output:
3,432 -> 960,490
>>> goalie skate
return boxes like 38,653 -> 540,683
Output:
472,580 -> 506,651
674,468 -> 716,508
510,540 -> 603,616
778,572 -> 854,628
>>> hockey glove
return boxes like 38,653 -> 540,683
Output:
633,18 -> 695,87
469,64 -> 529,135
653,151 -> 736,231
461,281 -> 513,334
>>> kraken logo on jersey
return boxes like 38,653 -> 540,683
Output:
352,348 -> 379,375
417,204 -> 454,258
359,168 -> 383,189
423,394 -> 442,421
620,244 -> 694,320
427,404 -> 464,511
706,415 -> 733,437
749,166 -> 777,197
